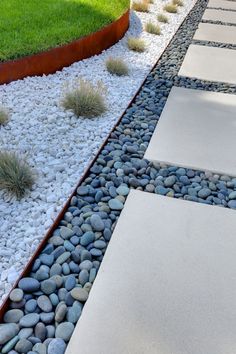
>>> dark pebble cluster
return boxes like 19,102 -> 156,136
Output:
192,39 -> 236,50
1,0 -> 236,353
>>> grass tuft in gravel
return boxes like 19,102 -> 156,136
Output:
0,152 -> 34,199
0,107 -> 9,126
145,22 -> 161,35
127,37 -> 146,52
164,3 -> 178,13
62,79 -> 107,118
132,1 -> 149,12
172,0 -> 184,6
157,13 -> 169,23
106,57 -> 129,76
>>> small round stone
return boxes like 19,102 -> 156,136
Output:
55,322 -> 74,342
90,214 -> 105,231
15,339 -> 33,353
41,279 -> 57,295
55,303 -> 67,323
37,295 -> 52,312
9,289 -> 24,303
48,338 -> 66,354
4,309 -> 24,323
80,231 -> 95,247
19,313 -> 40,327
108,199 -> 124,210
65,275 -> 76,291
70,288 -> 88,302
18,278 -> 40,292
0,324 -> 19,345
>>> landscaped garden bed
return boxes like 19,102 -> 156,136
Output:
0,0 -> 197,305
0,0 -> 203,351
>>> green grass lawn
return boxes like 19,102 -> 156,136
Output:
0,0 -> 130,61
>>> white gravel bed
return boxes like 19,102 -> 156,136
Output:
0,0 -> 196,303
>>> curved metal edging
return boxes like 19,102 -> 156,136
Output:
0,10 -> 130,85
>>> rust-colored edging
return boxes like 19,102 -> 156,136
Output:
0,4 -> 194,320
0,10 -> 130,85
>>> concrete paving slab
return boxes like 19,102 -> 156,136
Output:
144,86 -> 236,176
66,189 -> 236,354
208,0 -> 236,10
178,44 -> 236,84
193,22 -> 236,44
202,8 -> 236,24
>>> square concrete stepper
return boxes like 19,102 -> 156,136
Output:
144,86 -> 236,177
202,8 -> 236,24
66,190 -> 236,354
207,0 -> 236,10
178,44 -> 236,85
193,22 -> 236,45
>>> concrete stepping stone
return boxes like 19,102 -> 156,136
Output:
194,22 -> 236,44
202,8 -> 236,24
207,0 -> 236,10
145,86 -> 236,176
66,190 -> 236,354
178,44 -> 236,84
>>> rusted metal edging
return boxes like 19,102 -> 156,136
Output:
0,10 -> 130,85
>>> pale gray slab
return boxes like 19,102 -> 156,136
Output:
208,0 -> 236,10
66,190 -> 236,354
194,22 -> 236,44
202,8 -> 236,24
178,44 -> 236,84
144,87 -> 236,176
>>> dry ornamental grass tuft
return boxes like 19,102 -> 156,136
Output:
132,1 -> 149,12
62,79 -> 107,118
157,13 -> 169,23
164,3 -> 178,13
127,37 -> 146,52
0,152 -> 34,199
173,0 -> 184,6
145,22 -> 161,35
0,107 -> 9,126
106,57 -> 129,76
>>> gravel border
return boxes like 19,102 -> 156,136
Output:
1,0 -> 236,353
192,39 -> 236,49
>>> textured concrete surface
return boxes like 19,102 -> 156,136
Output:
202,8 -> 236,24
66,190 -> 236,354
207,0 -> 236,10
194,22 -> 236,45
145,86 -> 236,176
178,44 -> 236,84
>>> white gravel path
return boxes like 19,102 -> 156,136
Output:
0,0 -> 196,303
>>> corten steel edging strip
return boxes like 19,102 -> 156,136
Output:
0,10 -> 130,85
0,4 -> 195,320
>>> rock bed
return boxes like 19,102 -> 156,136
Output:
0,0 -> 196,300
202,19 -> 236,26
192,39 -> 236,50
1,0 -> 236,353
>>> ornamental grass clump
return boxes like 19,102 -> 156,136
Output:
62,79 -> 107,118
157,13 -> 169,23
173,0 -> 184,6
132,1 -> 149,12
164,3 -> 178,13
0,107 -> 9,126
145,22 -> 161,35
127,37 -> 146,52
106,57 -> 129,76
0,152 -> 34,199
